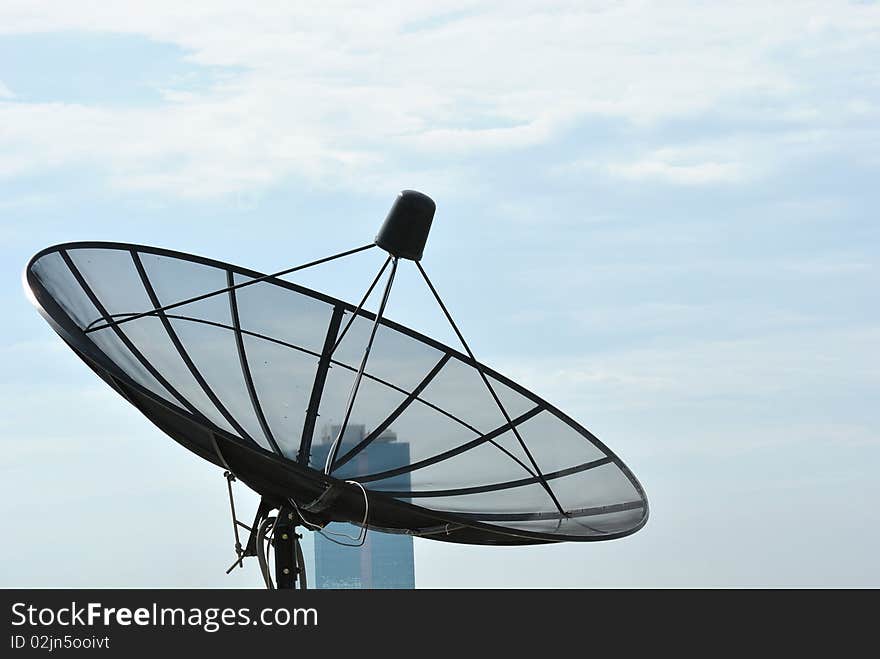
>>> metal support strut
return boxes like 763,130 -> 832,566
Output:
224,471 -> 245,570
222,475 -> 308,589
324,257 -> 399,474
415,262 -> 567,517
84,242 -> 376,334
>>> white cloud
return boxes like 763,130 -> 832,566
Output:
497,325 -> 880,414
0,80 -> 13,99
557,133 -> 785,185
479,322 -> 880,467
0,1 -> 878,197
605,158 -> 744,185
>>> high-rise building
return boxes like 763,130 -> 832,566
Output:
307,424 -> 415,589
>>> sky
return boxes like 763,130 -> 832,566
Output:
1,1 -> 878,587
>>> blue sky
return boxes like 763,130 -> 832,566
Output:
1,1 -> 878,586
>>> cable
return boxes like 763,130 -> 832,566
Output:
286,498 -> 325,531
256,516 -> 277,589
288,480 -> 370,548
294,535 -> 307,590
255,510 -> 315,590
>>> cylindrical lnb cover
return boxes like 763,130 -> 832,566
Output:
375,190 -> 436,261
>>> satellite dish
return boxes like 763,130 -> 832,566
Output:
25,190 -> 648,588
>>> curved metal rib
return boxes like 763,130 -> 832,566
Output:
456,500 -> 644,522
60,250 -> 208,423
86,311 -> 485,436
85,243 -> 376,334
355,406 -> 542,484
227,270 -> 283,456
298,305 -> 345,465
331,353 -> 451,471
130,250 -> 257,446
375,457 -> 613,498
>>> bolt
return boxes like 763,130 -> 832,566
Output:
283,568 -> 290,575
281,533 -> 289,540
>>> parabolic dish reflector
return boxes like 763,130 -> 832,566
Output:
26,240 -> 648,545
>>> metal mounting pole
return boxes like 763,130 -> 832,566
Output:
273,508 -> 304,589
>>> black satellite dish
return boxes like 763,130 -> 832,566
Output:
25,190 -> 648,589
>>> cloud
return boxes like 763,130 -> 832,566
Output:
0,1 -> 878,197
554,128 -> 816,186
605,158 -> 744,185
496,325 -> 880,412
0,80 -> 13,99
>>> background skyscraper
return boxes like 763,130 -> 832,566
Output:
308,424 -> 415,589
